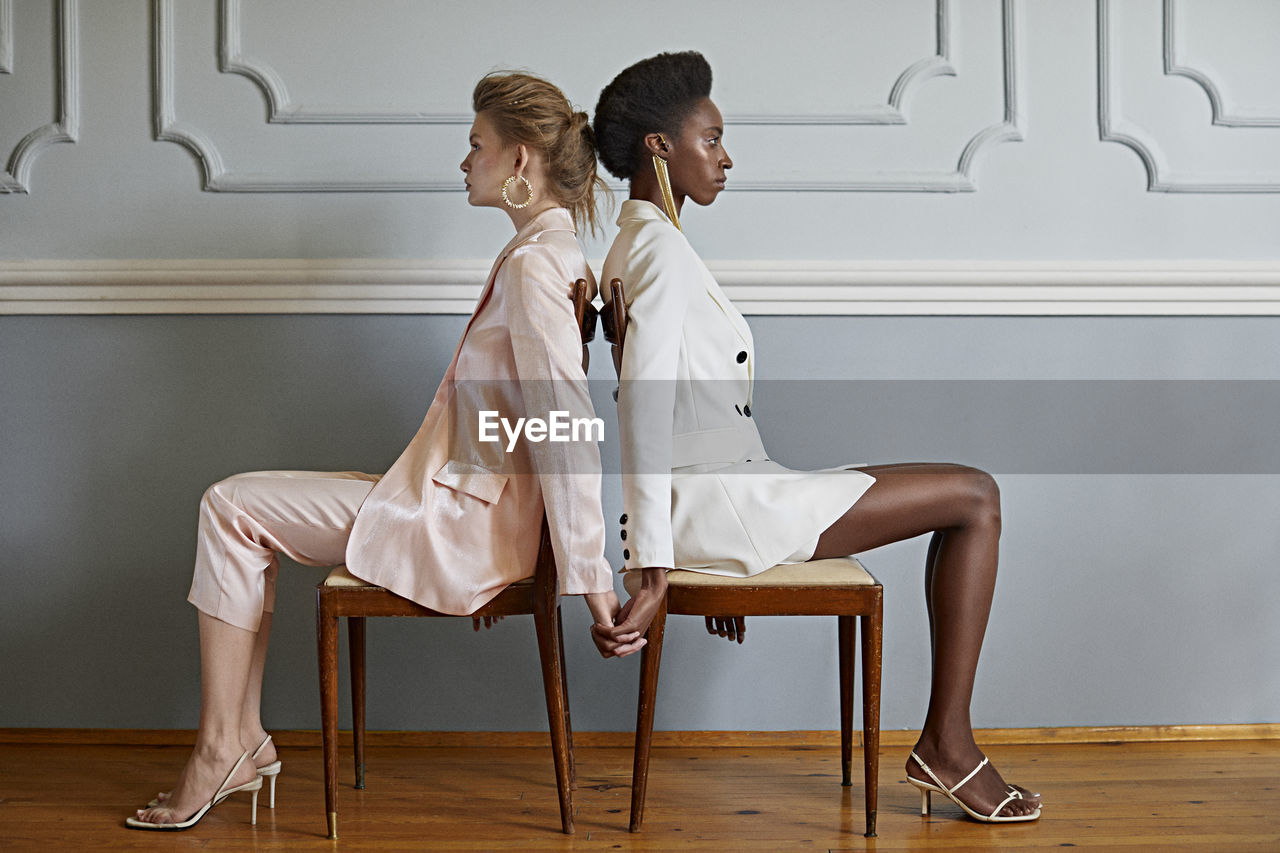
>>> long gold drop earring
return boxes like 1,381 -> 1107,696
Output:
652,150 -> 682,232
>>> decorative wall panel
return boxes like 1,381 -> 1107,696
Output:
154,0 -> 1022,193
1098,0 -> 1280,191
5,1 -> 1280,314
1,0 -> 14,74
0,0 -> 78,194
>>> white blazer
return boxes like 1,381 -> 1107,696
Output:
602,200 -> 874,576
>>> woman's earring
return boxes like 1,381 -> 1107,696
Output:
501,174 -> 534,209
652,154 -> 682,232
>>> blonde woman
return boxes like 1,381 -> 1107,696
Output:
128,72 -> 637,831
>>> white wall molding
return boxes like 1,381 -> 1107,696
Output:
887,0 -> 954,118
1098,0 -> 1280,192
734,0 -> 1023,192
220,0 -> 952,129
1,0 -> 79,194
732,0 -> 954,126
1162,0 -> 1280,128
152,0 -> 454,192
0,0 -> 14,74
217,0 -> 470,125
6,259 -> 1280,315
156,0 -> 1019,193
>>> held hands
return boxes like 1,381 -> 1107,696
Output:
583,589 -> 642,658
591,567 -> 668,659
585,588 -> 646,658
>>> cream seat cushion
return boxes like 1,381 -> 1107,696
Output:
323,565 -> 376,587
624,556 -> 874,595
322,565 -> 535,590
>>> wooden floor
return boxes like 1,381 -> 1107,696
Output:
2,739 -> 1278,851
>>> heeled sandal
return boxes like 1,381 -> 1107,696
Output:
906,751 -> 1041,824
127,751 -> 262,831
146,734 -> 282,810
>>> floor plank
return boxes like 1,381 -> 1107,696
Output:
1,739 -> 1277,850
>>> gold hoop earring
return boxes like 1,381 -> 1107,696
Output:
652,154 -> 682,232
501,174 -> 534,209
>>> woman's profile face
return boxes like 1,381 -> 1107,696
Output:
664,97 -> 733,207
460,111 -> 515,209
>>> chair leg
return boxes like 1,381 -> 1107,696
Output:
556,609 -> 577,792
348,616 -> 367,790
629,603 -> 667,833
838,614 -> 855,787
860,604 -> 883,838
316,589 -> 341,840
533,602 -> 575,835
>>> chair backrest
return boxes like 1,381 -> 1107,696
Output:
530,278 -> 599,600
571,278 -> 597,373
599,278 -> 628,389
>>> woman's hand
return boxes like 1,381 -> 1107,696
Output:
472,614 -> 505,631
596,568 -> 668,658
704,615 -> 746,643
583,589 -> 645,658
589,622 -> 645,658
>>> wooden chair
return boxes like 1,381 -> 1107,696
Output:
600,277 -> 884,838
316,279 -> 598,840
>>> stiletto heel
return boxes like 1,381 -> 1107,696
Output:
263,772 -> 277,809
127,751 -> 263,831
252,735 -> 282,809
906,751 -> 1040,824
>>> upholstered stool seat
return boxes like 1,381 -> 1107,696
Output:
321,565 -> 372,587
624,557 -> 874,593
323,565 -> 533,590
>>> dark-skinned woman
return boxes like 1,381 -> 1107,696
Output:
590,51 -> 1040,824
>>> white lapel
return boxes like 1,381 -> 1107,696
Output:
699,261 -> 752,353
620,200 -> 753,354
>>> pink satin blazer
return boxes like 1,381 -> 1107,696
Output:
344,208 -> 612,614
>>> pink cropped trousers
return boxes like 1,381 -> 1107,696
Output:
186,470 -> 380,632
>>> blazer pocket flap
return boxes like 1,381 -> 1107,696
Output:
671,428 -> 748,469
431,460 -> 508,505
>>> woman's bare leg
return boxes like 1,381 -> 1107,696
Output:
148,609 -> 276,809
135,472 -> 375,823
238,610 -> 276,765
812,462 -> 1038,818
133,613 -> 259,823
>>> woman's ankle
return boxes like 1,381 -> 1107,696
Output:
192,732 -> 247,763
910,728 -> 985,773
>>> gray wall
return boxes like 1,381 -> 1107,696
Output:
2,1 -> 1278,732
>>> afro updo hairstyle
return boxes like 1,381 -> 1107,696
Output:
593,51 -> 713,180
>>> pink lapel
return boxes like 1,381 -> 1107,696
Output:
437,209 -> 574,385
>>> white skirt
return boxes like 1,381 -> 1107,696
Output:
668,460 -> 875,576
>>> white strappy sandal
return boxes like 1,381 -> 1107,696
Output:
907,751 -> 1041,823
145,734 -> 282,809
127,751 -> 262,831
